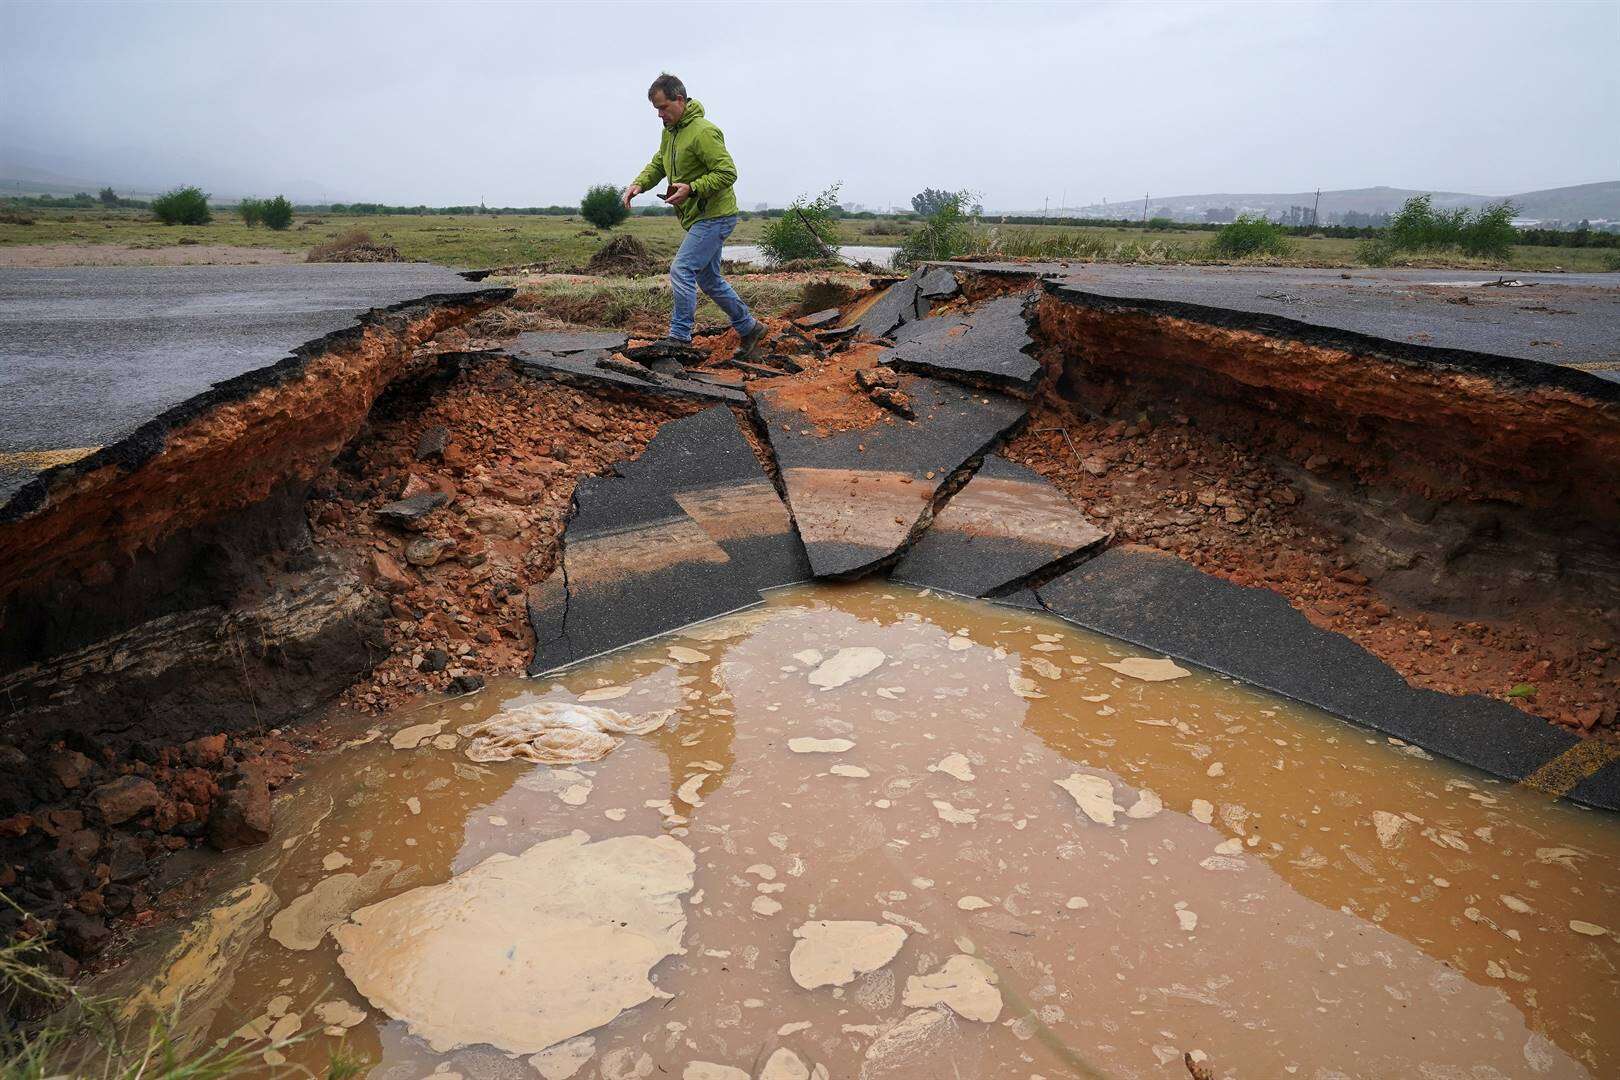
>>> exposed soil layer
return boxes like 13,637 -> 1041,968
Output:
0,288 -> 509,975
307,356 -> 707,713
1006,293 -> 1619,737
0,290 -> 509,631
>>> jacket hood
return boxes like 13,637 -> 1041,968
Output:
667,99 -> 704,131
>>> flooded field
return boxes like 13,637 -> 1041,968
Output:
102,583 -> 1619,1079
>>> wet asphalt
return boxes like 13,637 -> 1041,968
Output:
0,264 -> 492,499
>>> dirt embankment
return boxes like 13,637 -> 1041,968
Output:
0,289 -> 509,977
306,356 -> 709,713
1012,292 -> 1619,736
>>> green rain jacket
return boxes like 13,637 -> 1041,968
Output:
630,100 -> 740,230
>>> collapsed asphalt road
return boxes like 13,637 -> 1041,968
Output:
0,256 -> 1615,992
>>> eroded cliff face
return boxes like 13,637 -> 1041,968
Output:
0,288 -> 510,749
1032,294 -> 1620,618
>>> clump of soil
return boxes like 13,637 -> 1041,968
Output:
586,234 -> 659,277
798,276 -> 859,315
757,343 -> 899,435
0,728 -> 308,975
307,229 -> 403,263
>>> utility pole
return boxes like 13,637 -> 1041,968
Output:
1060,188 -> 1066,217
1311,187 -> 1321,228
1043,196 -> 1048,220
1143,193 -> 1150,223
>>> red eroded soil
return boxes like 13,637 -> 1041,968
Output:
307,358 -> 706,713
1004,401 -> 1618,738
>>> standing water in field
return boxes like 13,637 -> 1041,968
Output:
101,583 -> 1619,1078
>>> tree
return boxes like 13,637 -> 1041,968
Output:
238,198 -> 264,227
896,188 -> 980,268
910,188 -> 959,218
580,183 -> 629,230
98,187 -> 119,207
261,195 -> 294,230
151,185 -> 211,225
760,183 -> 842,265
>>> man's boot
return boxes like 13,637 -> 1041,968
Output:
736,322 -> 766,359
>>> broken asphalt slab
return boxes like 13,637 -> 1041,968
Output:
917,267 -> 960,300
890,454 -> 1108,597
948,262 -> 1620,392
852,269 -> 927,339
0,264 -> 508,506
883,293 -> 1043,395
1033,545 -> 1619,811
526,472 -> 761,675
752,374 -> 1029,579
614,406 -> 811,592
506,331 -> 746,405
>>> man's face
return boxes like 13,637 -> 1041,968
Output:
650,91 -> 686,127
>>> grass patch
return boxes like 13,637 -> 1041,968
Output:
0,892 -> 370,1078
2,207 -> 1611,273
478,271 -> 863,336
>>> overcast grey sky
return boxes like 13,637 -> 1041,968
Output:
3,0 -> 1616,209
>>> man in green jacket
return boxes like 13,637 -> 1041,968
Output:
623,73 -> 763,354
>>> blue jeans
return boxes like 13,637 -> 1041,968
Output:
669,214 -> 757,342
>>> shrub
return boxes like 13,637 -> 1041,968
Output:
896,189 -> 979,268
760,184 -> 842,265
1458,200 -> 1517,259
1383,194 -> 1518,261
238,198 -> 264,226
261,195 -> 293,230
1208,215 -> 1289,259
151,185 -> 211,225
1146,216 -> 1175,231
98,187 -> 119,207
1357,238 -> 1394,267
581,184 -> 629,230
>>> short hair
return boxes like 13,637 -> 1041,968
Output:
648,73 -> 686,102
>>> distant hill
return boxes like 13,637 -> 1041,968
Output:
1050,181 -> 1619,224
1507,181 -> 1620,222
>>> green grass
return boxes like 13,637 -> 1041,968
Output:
0,891 -> 365,1079
0,208 -> 880,271
972,222 -> 1616,271
1,207 -> 1611,273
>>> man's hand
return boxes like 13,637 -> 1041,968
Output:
622,184 -> 641,209
663,182 -> 693,207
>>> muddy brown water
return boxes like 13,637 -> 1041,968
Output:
98,583 -> 1619,1079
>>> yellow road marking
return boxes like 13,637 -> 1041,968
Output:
1521,739 -> 1620,799
0,447 -> 101,471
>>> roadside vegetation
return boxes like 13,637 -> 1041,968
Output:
579,184 -> 629,230
1359,195 -> 1518,265
0,892 -> 367,1078
477,269 -> 857,337
895,188 -> 978,267
2,200 -> 1616,273
759,183 -> 843,265
1207,214 -> 1290,258
150,186 -> 211,226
